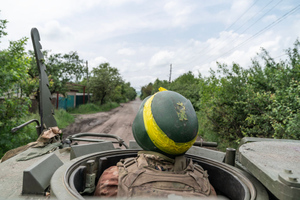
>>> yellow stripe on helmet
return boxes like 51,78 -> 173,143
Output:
158,87 -> 168,92
143,94 -> 196,155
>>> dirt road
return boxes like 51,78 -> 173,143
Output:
62,98 -> 142,145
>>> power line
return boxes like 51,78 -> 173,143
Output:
197,0 -> 279,65
239,0 -> 283,35
273,53 -> 287,59
224,0 -> 260,31
184,0 -> 260,65
201,3 -> 300,66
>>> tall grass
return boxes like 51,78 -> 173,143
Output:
68,102 -> 120,114
54,109 -> 75,129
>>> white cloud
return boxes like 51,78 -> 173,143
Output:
149,50 -> 174,67
42,21 -> 73,41
117,48 -> 136,56
164,1 -> 194,27
88,56 -> 109,71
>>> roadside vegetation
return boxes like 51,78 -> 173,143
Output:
0,101 -> 125,158
0,109 -> 74,158
0,15 -> 136,158
68,102 -> 120,114
141,40 -> 300,151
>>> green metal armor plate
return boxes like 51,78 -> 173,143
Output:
238,140 -> 300,200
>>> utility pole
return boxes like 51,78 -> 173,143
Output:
86,60 -> 90,103
169,64 -> 172,83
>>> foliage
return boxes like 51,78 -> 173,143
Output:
0,109 -> 75,158
122,82 -> 137,101
27,50 -> 86,96
110,85 -> 125,103
199,40 -> 300,143
152,79 -> 170,94
0,16 -> 7,40
141,39 -> 300,147
54,109 -> 75,129
98,102 -> 120,112
140,82 -> 153,100
88,63 -> 122,104
88,63 -> 136,104
0,20 -> 32,156
141,71 -> 201,110
0,114 -> 38,159
68,102 -> 120,114
169,71 -> 201,111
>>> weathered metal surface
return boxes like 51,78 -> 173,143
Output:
70,142 -> 115,160
129,140 -> 142,150
22,153 -> 63,195
11,119 -> 40,135
239,141 -> 300,200
225,148 -> 236,166
0,147 -> 70,199
31,28 -> 57,133
187,146 -> 225,162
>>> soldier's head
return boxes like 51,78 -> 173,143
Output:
132,88 -> 198,157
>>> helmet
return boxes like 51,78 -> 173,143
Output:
132,89 -> 198,156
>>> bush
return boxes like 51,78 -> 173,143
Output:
199,40 -> 300,146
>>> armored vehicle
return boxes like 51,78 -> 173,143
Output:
0,28 -> 299,200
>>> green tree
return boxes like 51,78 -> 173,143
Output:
123,82 -> 137,101
140,83 -> 153,100
110,84 -> 124,103
88,63 -> 123,104
152,78 -> 170,94
242,40 -> 300,140
107,81 -> 136,103
170,71 -> 201,111
199,40 -> 300,144
0,15 -> 7,39
0,38 -> 31,125
143,72 -> 201,110
0,17 -> 34,157
27,50 -> 85,97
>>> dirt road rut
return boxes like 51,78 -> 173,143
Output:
62,99 -> 142,145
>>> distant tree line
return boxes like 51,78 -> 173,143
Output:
141,39 -> 300,147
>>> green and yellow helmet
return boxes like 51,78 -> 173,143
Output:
132,88 -> 198,156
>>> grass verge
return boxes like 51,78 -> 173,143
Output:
68,102 -> 120,114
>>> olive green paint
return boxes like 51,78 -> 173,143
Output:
151,91 -> 198,143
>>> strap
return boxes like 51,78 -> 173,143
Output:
123,168 -> 146,187
129,170 -> 203,191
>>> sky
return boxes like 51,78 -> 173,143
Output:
1,0 -> 300,91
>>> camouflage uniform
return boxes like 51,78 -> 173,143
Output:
94,166 -> 118,197
94,151 -> 216,198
